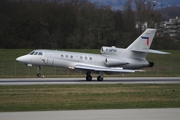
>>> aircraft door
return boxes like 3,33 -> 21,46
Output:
47,53 -> 54,65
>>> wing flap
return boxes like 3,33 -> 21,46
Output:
74,64 -> 135,73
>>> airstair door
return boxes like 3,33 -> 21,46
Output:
47,53 -> 54,65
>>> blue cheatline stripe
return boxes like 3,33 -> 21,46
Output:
141,36 -> 149,39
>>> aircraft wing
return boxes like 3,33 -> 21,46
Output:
74,64 -> 136,73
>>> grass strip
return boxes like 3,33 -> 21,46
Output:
0,84 -> 180,111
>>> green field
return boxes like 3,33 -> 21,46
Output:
0,84 -> 180,111
0,49 -> 179,78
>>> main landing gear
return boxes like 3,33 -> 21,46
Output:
37,65 -> 41,77
86,71 -> 92,81
86,71 -> 104,81
97,72 -> 103,81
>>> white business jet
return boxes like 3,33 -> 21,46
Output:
16,29 -> 169,81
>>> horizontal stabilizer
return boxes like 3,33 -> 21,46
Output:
131,48 -> 170,54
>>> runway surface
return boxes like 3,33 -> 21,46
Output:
1,108 -> 180,120
0,77 -> 180,85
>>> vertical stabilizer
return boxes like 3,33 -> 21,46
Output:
127,29 -> 156,50
125,29 -> 156,59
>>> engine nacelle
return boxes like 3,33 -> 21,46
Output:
101,46 -> 118,55
105,58 -> 128,67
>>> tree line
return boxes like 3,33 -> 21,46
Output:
0,0 -> 179,49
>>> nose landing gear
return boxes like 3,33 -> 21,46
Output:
37,65 -> 41,77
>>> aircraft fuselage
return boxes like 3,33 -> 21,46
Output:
17,49 -> 150,70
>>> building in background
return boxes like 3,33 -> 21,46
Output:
157,16 -> 180,36
136,16 -> 180,37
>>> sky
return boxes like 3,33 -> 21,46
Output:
90,0 -> 180,10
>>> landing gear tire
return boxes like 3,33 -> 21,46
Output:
86,75 -> 92,81
37,73 -> 41,77
97,72 -> 104,81
86,71 -> 92,81
97,76 -> 103,81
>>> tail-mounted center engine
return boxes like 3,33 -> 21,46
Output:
101,46 -> 118,55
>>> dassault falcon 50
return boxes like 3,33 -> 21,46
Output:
16,29 -> 169,81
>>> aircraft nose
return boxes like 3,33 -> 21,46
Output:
16,56 -> 23,62
16,56 -> 28,63
16,57 -> 20,61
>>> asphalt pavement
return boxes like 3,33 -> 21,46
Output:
1,108 -> 180,120
0,77 -> 180,85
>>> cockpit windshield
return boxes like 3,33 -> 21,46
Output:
29,51 -> 43,55
34,52 -> 38,55
29,51 -> 35,55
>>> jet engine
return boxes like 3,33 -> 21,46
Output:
105,58 -> 128,67
101,46 -> 118,55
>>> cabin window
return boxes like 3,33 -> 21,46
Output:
85,56 -> 87,60
38,52 -> 43,55
80,56 -> 83,59
89,57 -> 92,60
61,54 -> 64,58
70,55 -> 73,59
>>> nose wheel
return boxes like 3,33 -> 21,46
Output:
37,66 -> 41,77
